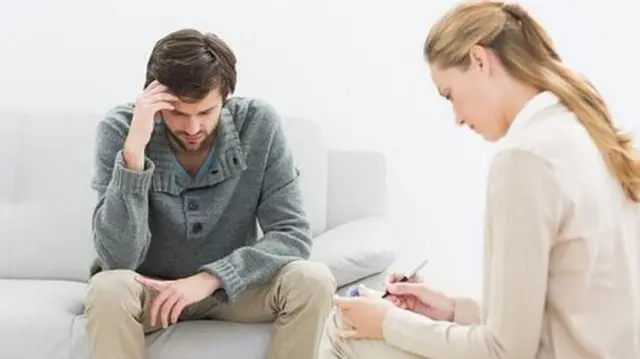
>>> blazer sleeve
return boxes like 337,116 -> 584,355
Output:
381,149 -> 565,359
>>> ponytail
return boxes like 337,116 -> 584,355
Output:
502,4 -> 640,202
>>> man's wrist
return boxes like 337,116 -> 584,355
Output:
197,271 -> 222,293
122,141 -> 145,171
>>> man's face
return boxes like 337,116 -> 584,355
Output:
160,88 -> 224,152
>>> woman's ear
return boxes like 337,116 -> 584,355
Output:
469,45 -> 491,77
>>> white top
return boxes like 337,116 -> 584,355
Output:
382,91 -> 640,359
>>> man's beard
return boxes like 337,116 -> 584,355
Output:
165,129 -> 212,153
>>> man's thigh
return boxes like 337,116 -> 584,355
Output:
202,259 -> 335,323
321,310 -> 425,359
85,269 -> 209,333
201,274 -> 278,323
85,269 -> 164,334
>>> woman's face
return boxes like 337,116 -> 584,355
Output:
429,48 -> 508,142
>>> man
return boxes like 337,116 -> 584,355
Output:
83,28 -> 336,359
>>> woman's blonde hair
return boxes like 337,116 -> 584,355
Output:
425,1 -> 640,202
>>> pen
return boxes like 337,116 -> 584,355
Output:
381,259 -> 429,298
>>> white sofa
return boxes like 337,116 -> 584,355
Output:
0,109 -> 396,359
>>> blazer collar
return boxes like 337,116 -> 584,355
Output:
498,91 -> 561,145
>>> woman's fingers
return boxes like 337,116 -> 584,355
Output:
385,272 -> 424,288
388,282 -> 427,296
385,272 -> 402,286
408,272 -> 423,283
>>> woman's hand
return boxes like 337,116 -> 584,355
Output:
384,272 -> 455,321
333,286 -> 396,340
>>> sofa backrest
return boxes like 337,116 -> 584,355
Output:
0,110 -> 328,282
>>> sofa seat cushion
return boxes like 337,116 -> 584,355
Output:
0,279 -> 276,359
0,279 -> 86,359
144,321 -> 272,359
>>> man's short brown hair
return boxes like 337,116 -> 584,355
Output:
144,29 -> 237,101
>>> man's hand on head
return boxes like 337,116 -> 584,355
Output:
123,80 -> 179,171
135,271 -> 221,328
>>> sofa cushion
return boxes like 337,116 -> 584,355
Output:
0,279 -> 86,359
0,201 -> 97,282
281,116 -> 328,236
309,217 -> 396,288
0,112 -> 98,282
144,321 -> 272,359
0,279 -> 276,359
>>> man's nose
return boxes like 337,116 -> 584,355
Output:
185,117 -> 200,135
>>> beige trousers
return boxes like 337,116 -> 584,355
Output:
84,260 -> 336,359
319,310 -> 425,359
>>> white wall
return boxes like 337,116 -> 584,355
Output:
1,0 -> 638,298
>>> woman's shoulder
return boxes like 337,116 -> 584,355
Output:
495,103 -> 599,175
489,103 -> 615,211
501,103 -> 584,156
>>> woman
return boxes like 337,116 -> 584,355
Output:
320,1 -> 640,358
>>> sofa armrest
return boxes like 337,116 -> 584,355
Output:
326,150 -> 387,229
310,217 -> 396,288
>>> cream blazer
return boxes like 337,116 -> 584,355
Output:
381,92 -> 640,359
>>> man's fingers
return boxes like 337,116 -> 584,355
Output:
170,298 -> 189,324
135,275 -> 167,291
153,102 -> 175,113
149,288 -> 173,326
143,79 -> 158,91
160,292 -> 181,328
146,92 -> 180,104
143,80 -> 166,95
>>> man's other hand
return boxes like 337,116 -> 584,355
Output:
135,271 -> 221,328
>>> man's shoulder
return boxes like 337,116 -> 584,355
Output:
98,102 -> 135,141
224,97 -> 282,133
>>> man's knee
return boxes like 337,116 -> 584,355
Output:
278,260 -> 337,306
85,269 -> 143,315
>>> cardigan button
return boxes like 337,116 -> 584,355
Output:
187,200 -> 199,211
